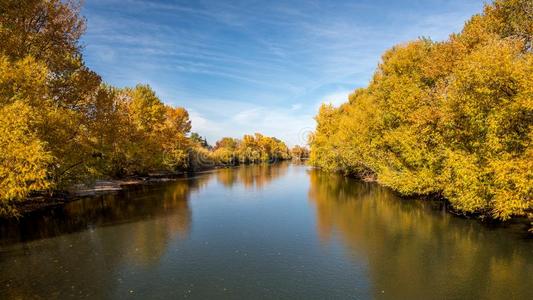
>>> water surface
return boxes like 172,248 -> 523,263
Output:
1,163 -> 531,299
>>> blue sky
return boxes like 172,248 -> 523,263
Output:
81,0 -> 486,146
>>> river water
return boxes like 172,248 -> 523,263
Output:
0,163 -> 531,299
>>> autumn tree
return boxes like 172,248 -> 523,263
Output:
0,89 -> 53,215
291,145 -> 309,160
190,132 -> 210,149
160,107 -> 192,171
0,0 -> 100,189
309,0 -> 533,221
0,1 -> 194,215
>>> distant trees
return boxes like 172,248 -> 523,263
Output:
212,137 -> 239,165
291,146 -> 309,160
190,132 -> 210,149
205,134 -> 291,167
310,0 -> 533,220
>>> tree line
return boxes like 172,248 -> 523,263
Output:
0,0 -> 305,216
309,0 -> 532,221
187,133 -> 293,169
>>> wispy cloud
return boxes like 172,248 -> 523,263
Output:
81,0 -> 485,145
189,103 -> 315,146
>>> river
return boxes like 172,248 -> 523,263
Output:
0,163 -> 531,299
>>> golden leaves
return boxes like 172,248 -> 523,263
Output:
309,0 -> 533,220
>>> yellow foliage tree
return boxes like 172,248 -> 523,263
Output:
0,102 -> 52,215
309,0 -> 533,220
0,1 -> 197,216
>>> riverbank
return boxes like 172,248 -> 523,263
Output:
2,162 -> 531,299
311,165 -> 533,233
7,161 -> 531,234
3,162 -> 291,218
7,176 -> 184,216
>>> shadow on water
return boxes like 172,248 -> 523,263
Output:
0,177 -> 205,299
215,162 -> 289,189
0,163 -> 290,247
307,169 -> 533,299
0,176 -> 209,247
0,163 -> 292,299
0,164 -> 531,299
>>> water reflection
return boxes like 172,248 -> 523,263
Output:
0,176 -> 212,298
0,163 -> 289,247
0,163 -> 292,299
0,176 -> 209,247
0,164 -> 531,299
308,170 -> 533,299
216,163 -> 289,189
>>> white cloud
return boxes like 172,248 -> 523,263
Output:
291,103 -> 302,110
314,90 -> 352,111
187,102 -> 315,147
82,0 -> 485,148
173,88 -> 352,147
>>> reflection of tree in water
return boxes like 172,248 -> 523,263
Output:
0,163 -> 285,298
308,170 -> 533,299
0,175 -> 210,247
0,175 -> 213,298
125,182 -> 197,267
216,162 -> 289,189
